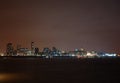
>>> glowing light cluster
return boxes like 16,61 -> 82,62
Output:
104,53 -> 116,57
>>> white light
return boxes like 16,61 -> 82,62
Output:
105,53 -> 116,56
71,54 -> 75,56
0,53 -> 4,56
86,52 -> 94,56
87,53 -> 91,56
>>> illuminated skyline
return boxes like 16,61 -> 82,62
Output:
0,0 -> 120,53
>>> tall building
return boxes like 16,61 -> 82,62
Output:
31,42 -> 35,55
34,48 -> 39,55
6,43 -> 14,56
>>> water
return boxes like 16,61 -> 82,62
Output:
0,58 -> 120,83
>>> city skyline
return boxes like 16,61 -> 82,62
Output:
0,0 -> 120,53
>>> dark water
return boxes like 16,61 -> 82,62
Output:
0,58 -> 120,83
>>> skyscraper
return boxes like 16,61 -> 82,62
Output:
34,48 -> 39,55
6,43 -> 14,56
31,42 -> 35,55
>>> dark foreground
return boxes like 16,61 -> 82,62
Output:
0,57 -> 120,83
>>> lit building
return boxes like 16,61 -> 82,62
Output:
97,52 -> 117,57
85,51 -> 98,58
51,47 -> 61,56
6,43 -> 14,56
17,48 -> 32,56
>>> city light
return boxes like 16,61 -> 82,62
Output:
0,42 -> 119,59
0,53 -> 4,56
104,53 -> 116,57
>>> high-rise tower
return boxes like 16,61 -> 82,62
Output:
31,42 -> 35,55
6,43 -> 14,56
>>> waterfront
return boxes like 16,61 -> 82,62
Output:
0,58 -> 120,83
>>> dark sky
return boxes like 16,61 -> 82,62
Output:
0,0 -> 120,53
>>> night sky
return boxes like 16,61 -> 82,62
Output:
0,0 -> 120,53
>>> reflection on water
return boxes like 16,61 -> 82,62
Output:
0,73 -> 29,82
0,58 -> 120,83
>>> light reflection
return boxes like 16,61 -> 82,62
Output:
0,73 -> 29,82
